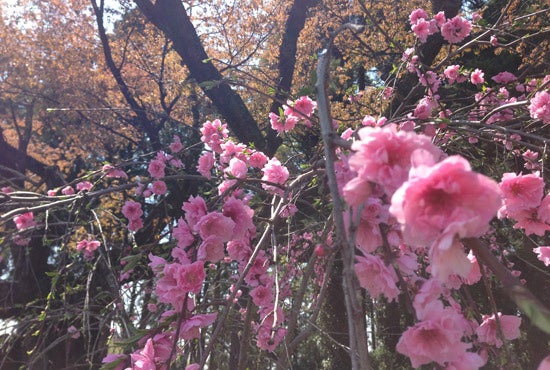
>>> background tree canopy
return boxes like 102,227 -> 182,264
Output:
0,0 -> 549,368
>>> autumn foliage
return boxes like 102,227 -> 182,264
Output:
1,0 -> 550,369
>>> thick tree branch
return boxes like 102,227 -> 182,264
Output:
133,0 -> 267,152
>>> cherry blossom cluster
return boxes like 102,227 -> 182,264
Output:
336,123 -> 529,368
409,8 -> 472,44
269,96 -> 317,133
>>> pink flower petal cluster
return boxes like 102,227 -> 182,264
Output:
151,180 -> 167,195
148,159 -> 166,179
409,9 -> 437,43
179,313 -> 217,340
182,195 -> 207,231
200,119 -> 229,153
173,218 -> 194,249
169,135 -> 183,153
444,65 -> 467,84
76,181 -> 92,192
261,158 -> 289,195
470,68 -> 485,85
269,96 -> 317,133
122,200 -> 144,231
61,186 -> 74,195
197,151 -> 215,179
348,124 -> 443,196
195,211 -> 236,243
441,15 -> 472,43
476,313 -> 521,348
102,164 -> 128,179
397,306 -> 481,368
130,338 -> 156,370
499,172 -> 544,213
492,71 -> 517,84
534,246 -> 550,266
355,254 -> 400,301
499,173 -> 550,236
529,91 -> 550,124
391,156 -> 501,249
155,261 -> 205,309
14,212 -> 36,230
76,239 -> 100,259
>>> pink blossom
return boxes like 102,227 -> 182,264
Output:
14,212 -> 36,230
411,19 -> 437,43
169,135 -> 183,153
255,309 -> 286,352
537,194 -> 550,223
288,96 -> 316,118
248,151 -> 268,168
76,181 -> 93,192
353,197 -> 388,254
354,254 -> 400,301
279,203 -> 298,218
349,125 -> 443,196
186,364 -> 200,370
173,218 -> 194,249
529,91 -> 550,124
197,236 -> 225,262
220,141 -> 247,164
492,71 -> 516,84
102,354 -> 126,370
227,157 -> 248,179
122,201 -> 143,220
342,177 -> 372,207
1,186 -> 14,193
441,16 -> 472,43
270,112 -> 294,133
200,119 -> 228,153
413,279 -> 444,320
446,350 -> 486,370
250,285 -> 274,307
196,211 -> 236,243
227,239 -> 252,261
409,8 -> 429,25
180,313 -> 217,340
419,71 -> 441,93
148,159 -> 166,179
433,11 -> 446,27
429,239 -> 472,282
397,307 -> 469,367
67,325 -> 80,339
444,65 -> 463,84
476,313 -> 521,347
130,338 -> 156,370
61,186 -> 74,195
511,208 -> 549,236
128,218 -> 144,232
533,247 -> 550,266
390,156 -> 501,251
464,250 -> 482,285
223,197 -> 255,239
182,196 -> 207,232
470,69 -> 485,85
76,239 -> 101,259
197,152 -> 215,179
499,172 -> 544,213
151,180 -> 167,195
261,158 -> 289,195
156,262 -> 205,307
102,164 -> 128,179
413,96 -> 437,119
